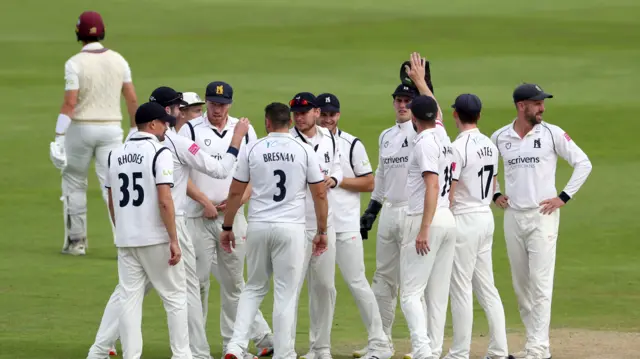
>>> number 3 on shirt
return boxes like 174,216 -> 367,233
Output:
440,164 -> 454,197
273,169 -> 287,202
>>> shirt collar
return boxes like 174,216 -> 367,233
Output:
128,131 -> 159,142
294,125 -> 323,144
205,115 -> 236,132
396,120 -> 413,130
268,132 -> 293,138
508,119 -> 544,138
414,128 -> 436,143
454,127 -> 480,141
81,42 -> 104,51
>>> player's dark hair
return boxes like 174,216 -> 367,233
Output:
457,111 -> 480,124
77,35 -> 104,43
265,102 -> 291,129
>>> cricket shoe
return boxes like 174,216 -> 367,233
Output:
108,347 -> 117,356
254,333 -> 274,357
364,350 -> 394,359
508,350 -> 551,359
403,353 -> 413,359
62,237 -> 86,256
226,352 -> 258,359
301,351 -> 332,359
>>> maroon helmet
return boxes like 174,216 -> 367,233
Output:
75,11 -> 105,41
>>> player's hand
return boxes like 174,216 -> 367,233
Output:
360,212 -> 377,232
216,200 -> 227,212
415,229 -> 430,256
203,201 -> 218,219
234,118 -> 250,137
220,230 -> 236,253
405,52 -> 427,87
49,136 -> 67,170
324,176 -> 336,189
495,194 -> 509,209
539,197 -> 565,215
169,240 -> 182,266
312,233 -> 328,256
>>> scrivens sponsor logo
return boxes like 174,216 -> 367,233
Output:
383,156 -> 409,169
507,156 -> 540,168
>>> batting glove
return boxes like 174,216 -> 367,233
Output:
49,135 -> 67,170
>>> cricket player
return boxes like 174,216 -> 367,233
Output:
289,92 -> 343,359
51,11 -> 139,256
222,102 -> 330,359
87,88 -> 248,359
176,92 -> 205,132
178,81 -> 274,357
316,93 -> 393,359
104,102 -> 189,359
399,95 -> 456,359
491,84 -> 592,359
357,52 -> 448,359
444,94 -> 508,359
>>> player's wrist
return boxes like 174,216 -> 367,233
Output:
317,229 -> 327,235
558,191 -> 571,203
222,224 -> 233,231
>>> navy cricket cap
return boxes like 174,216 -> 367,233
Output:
135,102 -> 176,126
205,81 -> 233,104
392,84 -> 418,99
289,92 -> 318,113
410,95 -> 439,121
451,94 -> 482,115
513,83 -> 553,103
317,93 -> 340,113
149,86 -> 187,107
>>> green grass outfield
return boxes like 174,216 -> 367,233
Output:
1,0 -> 640,358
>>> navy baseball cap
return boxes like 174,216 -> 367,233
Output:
392,84 -> 418,99
135,102 -> 176,126
451,94 -> 482,115
289,92 -> 317,113
513,83 -> 553,103
205,81 -> 233,104
410,95 -> 438,121
149,86 -> 187,107
317,93 -> 340,112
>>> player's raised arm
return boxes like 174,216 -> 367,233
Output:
404,51 -> 442,122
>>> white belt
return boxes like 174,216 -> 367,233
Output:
384,200 -> 408,208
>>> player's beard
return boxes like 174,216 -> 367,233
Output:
526,109 -> 543,125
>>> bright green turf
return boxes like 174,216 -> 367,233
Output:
1,0 -> 640,358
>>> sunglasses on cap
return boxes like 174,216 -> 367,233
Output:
289,98 -> 315,107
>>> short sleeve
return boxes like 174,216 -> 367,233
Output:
416,139 -> 439,175
154,148 -> 174,186
64,60 -> 79,91
451,146 -> 462,181
104,151 -> 112,188
352,140 -> 373,177
233,145 -> 250,183
121,56 -> 132,83
306,147 -> 325,184
248,125 -> 258,143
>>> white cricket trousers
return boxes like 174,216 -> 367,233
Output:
61,122 -> 121,248
446,211 -> 507,359
87,218 -> 209,359
117,242 -> 191,359
399,207 -> 456,359
504,207 -> 560,358
291,227 -> 337,355
336,231 -> 388,351
227,222 -> 306,359
370,202 -> 407,339
188,210 -> 271,349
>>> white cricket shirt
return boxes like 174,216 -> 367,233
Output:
491,120 -> 592,211
371,120 -> 449,205
407,128 -> 454,215
64,42 -> 132,122
234,132 -> 325,224
105,132 -> 174,247
290,125 -> 343,230
332,129 -> 373,233
450,128 -> 499,215
178,115 -> 258,217
163,129 -> 238,216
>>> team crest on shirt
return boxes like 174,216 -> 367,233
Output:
401,138 -> 408,147
324,152 -> 330,163
505,142 -> 511,150
533,138 -> 541,149
205,139 -> 211,146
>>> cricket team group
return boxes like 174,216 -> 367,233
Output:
51,11 -> 593,359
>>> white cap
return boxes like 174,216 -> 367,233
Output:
180,92 -> 205,108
